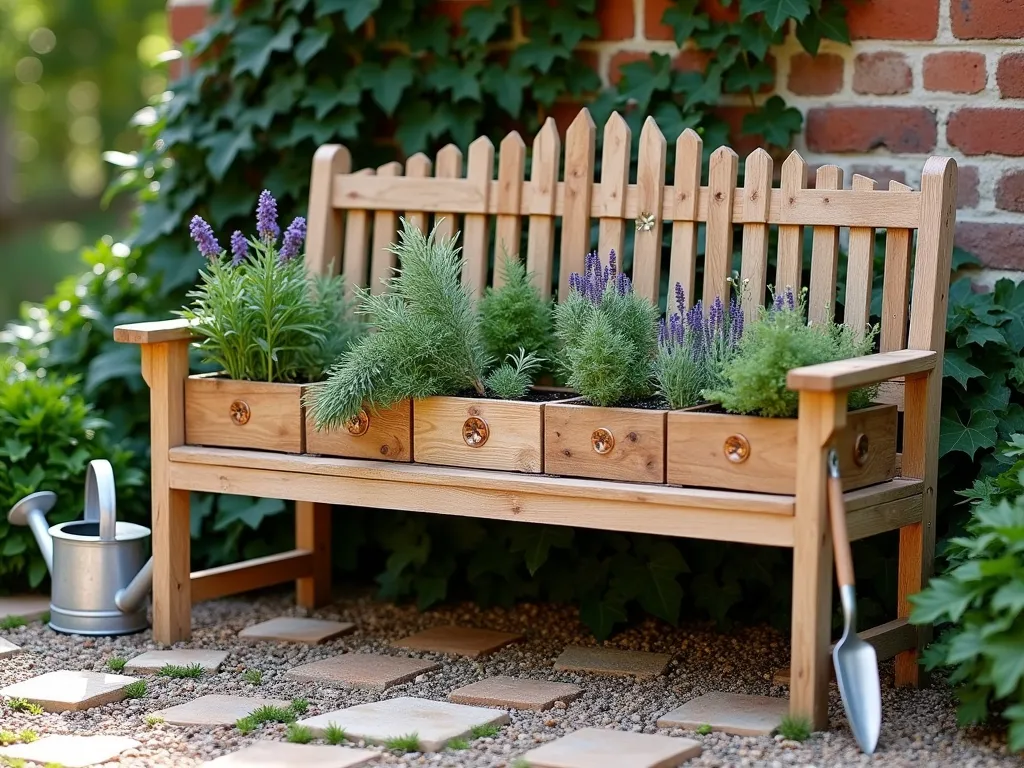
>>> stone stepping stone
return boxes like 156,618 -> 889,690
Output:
202,741 -> 380,767
152,694 -> 292,727
239,617 -> 355,645
553,646 -> 671,678
126,648 -> 229,674
0,638 -> 20,658
657,692 -> 788,736
523,728 -> 701,768
0,595 -> 49,623
0,735 -> 140,768
0,669 -> 139,712
285,653 -> 439,689
449,676 -> 582,711
392,625 -> 523,657
299,695 -> 509,752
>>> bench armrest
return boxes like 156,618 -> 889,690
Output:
786,349 -> 937,393
113,318 -> 195,345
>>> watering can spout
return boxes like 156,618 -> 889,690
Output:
7,491 -> 57,575
115,557 -> 153,614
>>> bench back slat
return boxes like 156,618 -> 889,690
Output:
880,181 -> 915,354
844,175 -> 878,340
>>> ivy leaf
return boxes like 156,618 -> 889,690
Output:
394,99 -> 449,155
213,495 -> 285,531
511,41 -> 571,73
960,323 -> 1007,348
316,0 -> 380,29
199,126 -> 254,181
428,59 -> 482,102
360,59 -> 415,116
579,593 -> 628,641
482,65 -> 531,116
547,5 -> 600,49
990,636 -> 1024,698
796,4 -> 850,55
408,16 -> 452,56
462,1 -> 509,43
740,0 -> 812,30
247,73 -> 304,129
910,575 -> 979,623
737,17 -> 776,59
618,54 -> 672,111
693,23 -> 733,49
637,542 -> 686,625
724,59 -> 775,93
662,0 -> 710,46
966,376 -> 1010,414
415,574 -> 448,610
295,19 -> 333,65
952,245 -> 982,271
939,408 -> 999,459
944,347 -> 984,388
509,526 -> 574,576
742,95 -> 802,146
231,17 -> 300,79
993,278 -> 1024,352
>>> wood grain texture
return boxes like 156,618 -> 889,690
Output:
305,399 -> 412,462
632,117 -> 667,303
827,473 -> 855,587
666,404 -> 897,495
844,174 -> 877,339
462,136 -> 494,298
808,165 -> 843,325
786,350 -> 935,392
295,503 -> 331,608
776,151 -> 808,292
668,129 -> 702,311
597,112 -> 630,265
703,146 -> 738,305
412,396 -> 546,473
740,149 -> 772,323
433,144 -> 463,242
369,161 -> 402,295
114,318 -> 194,344
340,168 -> 375,297
305,144 -> 351,277
526,118 -> 560,298
494,131 -> 526,286
880,181 -> 914,353
192,550 -> 314,603
558,109 -> 596,299
403,153 -> 433,233
184,375 -> 307,454
544,402 -> 667,483
847,490 -> 923,541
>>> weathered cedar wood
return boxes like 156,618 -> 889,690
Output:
305,400 -> 412,462
184,376 -> 307,454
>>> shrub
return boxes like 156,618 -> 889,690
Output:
178,191 -> 358,383
911,436 -> 1024,752
553,250 -> 659,407
477,255 -> 554,374
705,288 -> 876,418
0,369 -> 141,590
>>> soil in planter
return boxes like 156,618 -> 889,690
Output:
452,389 -> 578,403
574,396 -> 670,411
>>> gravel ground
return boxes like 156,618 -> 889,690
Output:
0,591 -> 1017,768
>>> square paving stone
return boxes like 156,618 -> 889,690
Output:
0,638 -> 20,658
0,595 -> 50,622
523,728 -> 701,768
285,653 -> 439,689
299,695 -> 510,752
126,648 -> 229,674
392,626 -> 523,657
656,692 -> 789,736
449,676 -> 582,711
202,741 -> 380,767
553,646 -> 672,678
0,735 -> 140,768
0,669 -> 140,712
152,694 -> 292,727
239,617 -> 355,645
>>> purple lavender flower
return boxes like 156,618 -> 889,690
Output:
608,249 -> 617,280
189,215 -> 221,259
785,287 -> 795,311
729,297 -> 744,346
256,189 -> 280,243
279,216 -> 306,262
772,290 -> 784,312
674,283 -> 685,317
658,318 -> 668,346
229,230 -> 247,265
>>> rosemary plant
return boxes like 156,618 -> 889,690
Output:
477,254 -> 554,373
178,191 -> 358,383
553,250 -> 660,407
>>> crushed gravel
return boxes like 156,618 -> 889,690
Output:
0,591 -> 1017,767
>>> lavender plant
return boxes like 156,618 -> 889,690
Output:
553,251 -> 660,407
178,191 -> 358,383
704,287 -> 878,418
654,284 -> 743,410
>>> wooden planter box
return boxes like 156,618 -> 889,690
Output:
185,374 -> 308,454
305,400 -> 412,462
666,403 -> 898,494
413,391 -> 576,473
543,401 -> 669,483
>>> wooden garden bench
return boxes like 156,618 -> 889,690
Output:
114,109 -> 957,730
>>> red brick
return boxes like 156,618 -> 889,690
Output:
713,106 -> 762,157
849,165 -> 907,189
958,166 -> 980,209
955,222 -> 1024,269
923,52 -> 986,94
947,108 -> 1024,156
548,101 -> 588,135
997,54 -> 1024,98
596,0 -> 635,41
787,53 -> 844,96
608,49 -> 709,85
952,0 -> 1024,40
845,0 -> 938,40
853,52 -> 911,95
644,0 -> 739,41
169,3 -> 210,44
806,107 -> 937,154
996,170 -> 1024,212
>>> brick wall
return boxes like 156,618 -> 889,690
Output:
168,0 -> 1024,278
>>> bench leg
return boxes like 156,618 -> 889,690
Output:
296,501 -> 332,609
790,390 -> 844,730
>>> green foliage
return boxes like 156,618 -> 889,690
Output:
484,349 -> 543,400
777,715 -> 812,742
286,723 -> 314,744
290,698 -> 309,715
0,369 -> 142,591
554,254 -> 659,407
323,723 -> 347,745
123,681 -> 147,699
107,657 -> 128,672
16,731 -> 37,744
7,699 -> 42,716
235,717 -> 257,735
242,668 -> 263,685
144,715 -> 164,726
0,616 -> 26,630
447,738 -> 469,750
706,288 -> 876,418
247,704 -> 299,724
470,723 -> 501,739
695,723 -> 712,735
385,733 -> 421,752
157,662 -> 205,679
912,437 -> 1024,751
477,255 -> 554,373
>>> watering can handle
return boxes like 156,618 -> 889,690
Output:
85,460 -> 117,542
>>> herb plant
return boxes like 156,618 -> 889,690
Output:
178,190 -> 358,383
477,254 -> 554,374
553,250 -> 660,407
705,288 -> 876,418
654,283 -> 742,410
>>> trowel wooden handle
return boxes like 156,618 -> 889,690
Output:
827,450 -> 855,589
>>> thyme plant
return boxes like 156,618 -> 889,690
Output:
704,287 -> 877,418
178,191 -> 358,383
554,250 -> 660,407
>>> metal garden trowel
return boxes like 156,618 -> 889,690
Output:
827,449 -> 881,754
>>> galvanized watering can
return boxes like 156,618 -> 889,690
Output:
7,459 -> 153,635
